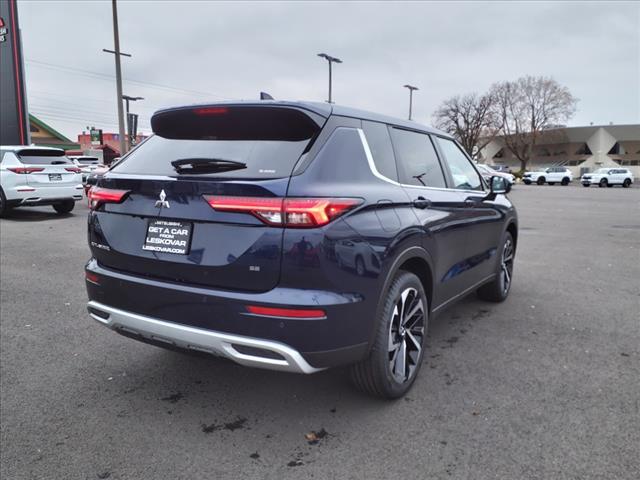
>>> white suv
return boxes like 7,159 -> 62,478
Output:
523,166 -> 573,186
581,168 -> 634,188
0,146 -> 84,216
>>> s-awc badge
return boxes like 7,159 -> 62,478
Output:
143,220 -> 193,255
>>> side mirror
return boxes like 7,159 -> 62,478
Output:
490,175 -> 511,194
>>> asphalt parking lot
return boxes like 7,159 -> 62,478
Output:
1,185 -> 639,480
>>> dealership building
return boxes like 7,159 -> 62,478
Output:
478,124 -> 640,177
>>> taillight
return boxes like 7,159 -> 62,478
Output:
65,167 -> 82,173
203,196 -> 361,227
88,186 -> 130,209
7,167 -> 45,174
246,305 -> 326,319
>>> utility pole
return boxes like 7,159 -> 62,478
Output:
317,53 -> 342,103
403,84 -> 419,120
103,0 -> 130,156
122,95 -> 143,150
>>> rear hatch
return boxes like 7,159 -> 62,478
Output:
15,148 -> 80,187
89,104 -> 326,292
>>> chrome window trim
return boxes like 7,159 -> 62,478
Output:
357,128 -> 486,195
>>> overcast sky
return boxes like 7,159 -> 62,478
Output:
18,0 -> 640,139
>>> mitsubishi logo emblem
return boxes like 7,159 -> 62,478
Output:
155,189 -> 170,209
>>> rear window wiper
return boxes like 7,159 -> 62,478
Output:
171,158 -> 247,174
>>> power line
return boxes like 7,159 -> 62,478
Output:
30,109 -> 150,130
26,59 -> 230,99
30,92 -> 156,113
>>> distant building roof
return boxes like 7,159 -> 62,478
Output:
29,114 -> 80,150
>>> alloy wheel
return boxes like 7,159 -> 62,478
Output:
388,287 -> 425,383
500,238 -> 514,295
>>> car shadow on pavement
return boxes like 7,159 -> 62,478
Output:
1,208 -> 75,222
87,292 -> 491,417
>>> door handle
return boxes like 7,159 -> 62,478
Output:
412,196 -> 431,209
464,198 -> 476,207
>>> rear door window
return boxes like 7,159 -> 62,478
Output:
389,128 -> 446,188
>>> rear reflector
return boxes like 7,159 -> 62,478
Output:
7,167 -> 45,174
88,186 -> 130,209
65,167 -> 82,173
203,196 -> 361,227
85,271 -> 100,285
246,305 -> 326,319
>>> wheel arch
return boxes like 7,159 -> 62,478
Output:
506,221 -> 518,252
364,246 -> 435,356
382,246 -> 434,315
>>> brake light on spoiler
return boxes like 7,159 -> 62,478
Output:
203,196 -> 361,227
88,186 -> 130,209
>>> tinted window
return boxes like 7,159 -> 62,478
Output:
436,137 -> 483,191
389,128 -> 446,188
111,134 -> 310,179
362,121 -> 398,181
17,149 -> 71,165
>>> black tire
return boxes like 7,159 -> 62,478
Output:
523,180 -> 531,185
53,200 -> 75,214
537,177 -> 545,185
582,183 -> 590,187
599,179 -> 607,188
355,256 -> 366,276
350,271 -> 428,399
548,182 -> 555,186
0,188 -> 8,218
623,179 -> 631,188
477,231 -> 515,302
561,177 -> 570,185
606,183 -> 613,188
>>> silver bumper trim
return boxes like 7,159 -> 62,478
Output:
87,301 -> 323,374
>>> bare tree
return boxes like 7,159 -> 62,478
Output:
432,93 -> 499,158
490,76 -> 577,173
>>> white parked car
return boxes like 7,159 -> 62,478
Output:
70,156 -> 103,182
476,164 -> 516,185
522,166 -> 573,185
581,168 -> 634,188
0,146 -> 84,216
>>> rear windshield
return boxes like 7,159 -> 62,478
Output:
111,135 -> 311,179
112,106 -> 322,179
17,149 -> 71,165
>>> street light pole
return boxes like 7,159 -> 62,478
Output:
105,0 -> 128,156
317,53 -> 342,103
403,84 -> 419,120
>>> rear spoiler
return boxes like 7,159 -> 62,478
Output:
151,103 -> 328,141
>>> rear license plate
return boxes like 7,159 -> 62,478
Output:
142,220 -> 192,255
49,173 -> 62,181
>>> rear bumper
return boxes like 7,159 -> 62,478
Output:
87,300 -> 323,374
85,259 -> 370,369
5,184 -> 84,205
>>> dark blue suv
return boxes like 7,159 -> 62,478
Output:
85,101 -> 517,398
